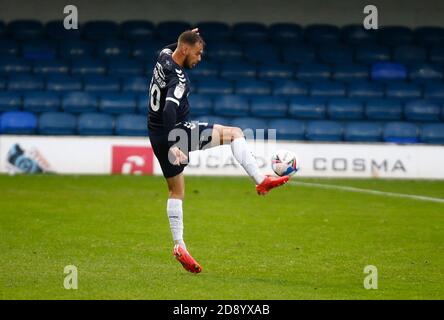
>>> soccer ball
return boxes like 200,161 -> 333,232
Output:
271,149 -> 300,177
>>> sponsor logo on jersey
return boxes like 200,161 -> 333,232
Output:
174,83 -> 185,99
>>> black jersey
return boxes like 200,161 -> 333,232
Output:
148,47 -> 191,134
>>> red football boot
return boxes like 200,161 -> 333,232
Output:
173,244 -> 202,274
256,175 -> 289,195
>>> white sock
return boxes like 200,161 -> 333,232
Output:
167,199 -> 186,249
231,138 -> 266,185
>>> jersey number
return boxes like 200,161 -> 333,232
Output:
150,83 -> 161,111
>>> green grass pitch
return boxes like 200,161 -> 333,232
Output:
0,174 -> 443,299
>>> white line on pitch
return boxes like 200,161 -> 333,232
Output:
289,181 -> 444,204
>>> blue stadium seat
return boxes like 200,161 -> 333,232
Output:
213,95 -> 249,117
197,78 -> 233,95
83,21 -> 119,40
332,64 -> 369,81
120,20 -> 155,40
8,20 -> 43,40
244,45 -> 280,64
194,115 -> 228,126
83,75 -> 121,93
188,94 -> 213,116
206,42 -> 243,62
306,120 -> 343,141
288,97 -> 326,119
38,112 -> 77,135
409,63 -> 444,84
71,58 -> 106,75
386,82 -> 422,100
220,61 -> 256,80
137,94 -> 149,115
393,45 -> 427,63
383,122 -> 418,143
46,75 -> 82,92
59,39 -> 94,59
196,22 -> 231,40
235,79 -> 271,95
348,81 -> 384,99
355,44 -> 391,64
404,100 -> 441,122
0,111 -> 37,134
415,27 -> 444,47
107,58 -> 144,76
78,113 -> 114,135
232,22 -> 268,42
371,62 -> 407,81
296,63 -> 331,81
258,63 -> 294,80
156,21 -> 192,41
115,114 -> 148,136
428,46 -> 444,65
96,39 -> 131,58
305,24 -> 340,44
99,93 -> 137,114
45,20 -> 81,40
269,23 -> 303,44
378,26 -> 414,46
132,40 -> 164,62
7,74 -> 45,91
33,60 -> 69,75
423,83 -> 444,102
268,119 -> 305,140
365,99 -> 403,120
122,76 -> 149,93
327,98 -> 364,120
281,44 -> 316,64
62,91 -> 98,114
0,92 -> 22,112
341,24 -> 377,45
230,117 -> 268,139
250,96 -> 287,118
272,80 -> 308,96
420,124 -> 444,144
21,40 -> 57,60
230,117 -> 267,131
23,92 -> 60,113
0,39 -> 19,56
318,44 -> 353,64
188,61 -> 220,78
310,81 -> 346,98
345,122 -> 383,142
0,57 -> 32,74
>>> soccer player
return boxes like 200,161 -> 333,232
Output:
148,28 -> 289,273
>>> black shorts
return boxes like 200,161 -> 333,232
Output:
149,121 -> 214,178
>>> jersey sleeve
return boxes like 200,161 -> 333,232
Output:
158,43 -> 177,58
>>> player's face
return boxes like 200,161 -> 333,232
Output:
184,42 -> 203,69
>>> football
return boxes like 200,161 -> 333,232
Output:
271,149 -> 300,177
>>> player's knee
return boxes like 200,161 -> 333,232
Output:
231,127 -> 244,140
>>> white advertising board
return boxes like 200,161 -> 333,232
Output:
1,135 -> 443,179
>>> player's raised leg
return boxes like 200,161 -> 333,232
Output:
211,124 -> 289,195
166,173 -> 202,273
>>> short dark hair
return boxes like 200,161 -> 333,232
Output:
178,30 -> 205,47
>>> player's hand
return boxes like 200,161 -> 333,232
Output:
170,146 -> 188,166
191,28 -> 200,35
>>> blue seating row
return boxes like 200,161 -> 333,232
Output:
2,20 -> 444,47
2,38 -> 444,66
1,110 -> 443,144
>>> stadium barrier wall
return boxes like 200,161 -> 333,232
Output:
1,135 -> 444,179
